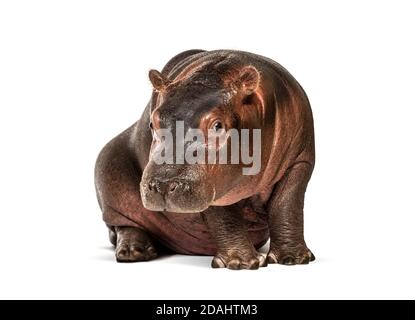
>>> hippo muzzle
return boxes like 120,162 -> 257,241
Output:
140,163 -> 215,213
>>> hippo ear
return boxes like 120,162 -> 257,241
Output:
235,66 -> 260,95
149,69 -> 170,92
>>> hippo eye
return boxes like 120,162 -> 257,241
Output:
212,121 -> 223,132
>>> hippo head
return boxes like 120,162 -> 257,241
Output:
140,65 -> 262,213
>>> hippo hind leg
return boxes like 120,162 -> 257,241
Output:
113,226 -> 158,263
266,162 -> 315,265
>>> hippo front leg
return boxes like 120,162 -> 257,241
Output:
203,205 -> 267,270
267,162 -> 315,265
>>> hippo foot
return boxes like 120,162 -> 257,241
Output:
116,241 -> 157,262
114,227 -> 158,263
267,243 -> 315,265
211,250 -> 267,270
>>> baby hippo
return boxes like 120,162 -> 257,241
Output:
95,49 -> 315,269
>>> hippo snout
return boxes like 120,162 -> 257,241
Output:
140,173 -> 215,213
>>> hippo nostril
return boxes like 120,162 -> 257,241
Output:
148,181 -> 158,192
168,181 -> 178,193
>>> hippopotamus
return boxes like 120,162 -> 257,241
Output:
95,49 -> 315,269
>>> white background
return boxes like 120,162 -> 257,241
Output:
0,0 -> 414,300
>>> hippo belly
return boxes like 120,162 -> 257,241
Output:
152,205 -> 269,255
